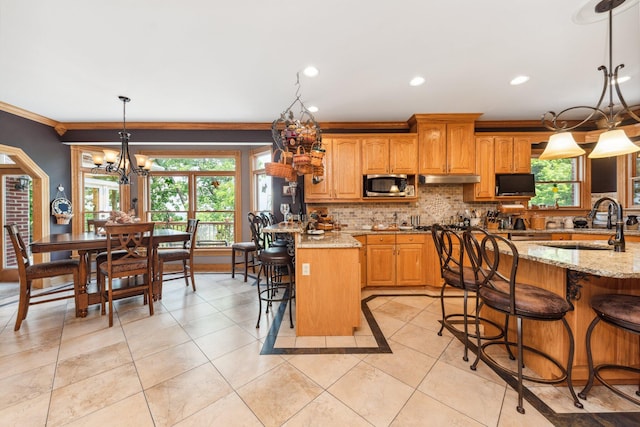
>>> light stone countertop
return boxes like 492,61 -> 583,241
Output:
504,240 -> 640,279
296,232 -> 362,249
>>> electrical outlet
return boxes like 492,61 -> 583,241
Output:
302,263 -> 310,275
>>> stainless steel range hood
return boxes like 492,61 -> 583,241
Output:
419,174 -> 480,184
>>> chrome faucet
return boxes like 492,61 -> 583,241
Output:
588,197 -> 625,252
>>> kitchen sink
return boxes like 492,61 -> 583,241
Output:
540,243 -> 611,251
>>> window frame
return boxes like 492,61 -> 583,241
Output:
250,146 -> 272,213
530,152 -> 587,209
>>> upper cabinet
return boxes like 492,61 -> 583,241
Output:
463,136 -> 495,201
361,135 -> 418,175
409,113 -> 482,175
494,137 -> 531,173
304,136 -> 362,202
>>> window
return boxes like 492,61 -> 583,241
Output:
145,154 -> 240,248
530,157 -> 583,208
251,147 -> 273,212
630,156 -> 640,206
77,150 -> 123,229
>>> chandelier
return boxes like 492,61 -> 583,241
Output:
540,0 -> 640,160
91,96 -> 151,184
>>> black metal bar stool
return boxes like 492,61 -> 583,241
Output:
255,247 -> 295,329
578,294 -> 640,405
469,231 -> 583,414
431,224 -> 508,362
231,242 -> 257,282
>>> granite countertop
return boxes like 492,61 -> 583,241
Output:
340,227 -> 640,237
509,240 -> 640,279
296,232 -> 362,249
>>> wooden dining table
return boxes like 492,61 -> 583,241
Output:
30,228 -> 190,317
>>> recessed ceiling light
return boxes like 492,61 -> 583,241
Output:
303,66 -> 319,77
510,75 -> 530,86
307,105 -> 319,113
409,76 -> 425,87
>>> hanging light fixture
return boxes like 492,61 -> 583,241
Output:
91,96 -> 152,184
540,0 -> 640,160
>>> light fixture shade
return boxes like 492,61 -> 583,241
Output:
539,132 -> 586,160
588,129 -> 640,158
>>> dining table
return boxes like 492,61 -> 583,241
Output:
30,227 -> 190,317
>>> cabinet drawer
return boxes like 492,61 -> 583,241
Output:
366,234 -> 396,244
396,234 -> 426,244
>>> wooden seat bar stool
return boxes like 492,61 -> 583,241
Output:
578,294 -> 640,406
4,224 -> 80,331
255,247 -> 295,329
157,218 -> 199,297
468,231 -> 583,414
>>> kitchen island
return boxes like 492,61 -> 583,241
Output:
485,239 -> 640,384
295,232 -> 362,336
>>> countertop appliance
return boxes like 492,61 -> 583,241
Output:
495,173 -> 536,197
364,174 -> 407,197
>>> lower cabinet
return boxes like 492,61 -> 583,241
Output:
366,234 -> 426,286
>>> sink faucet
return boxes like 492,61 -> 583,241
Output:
588,197 -> 625,252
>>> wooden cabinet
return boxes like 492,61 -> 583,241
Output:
366,234 -> 425,286
417,121 -> 476,175
304,137 -> 362,202
362,135 -> 418,175
463,136 -> 495,201
355,235 -> 367,288
494,137 -> 531,173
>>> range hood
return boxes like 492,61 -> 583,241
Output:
419,174 -> 480,184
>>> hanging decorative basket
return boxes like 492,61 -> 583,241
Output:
310,142 -> 325,166
265,149 -> 294,179
54,213 -> 74,225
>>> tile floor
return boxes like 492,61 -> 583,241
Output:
0,273 -> 638,426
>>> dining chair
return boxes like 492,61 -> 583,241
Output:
156,218 -> 199,297
4,224 -> 80,331
85,218 -> 108,284
97,222 -> 155,327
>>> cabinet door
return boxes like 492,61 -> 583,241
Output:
355,235 -> 367,288
390,135 -> 418,174
396,244 -> 424,286
366,244 -> 395,285
513,137 -> 532,173
494,137 -> 514,173
362,138 -> 390,174
418,124 -> 447,174
304,139 -> 333,201
333,138 -> 362,199
474,136 -> 495,199
447,122 -> 475,174
423,237 -> 442,287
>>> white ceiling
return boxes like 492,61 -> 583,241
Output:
1,0 -> 639,125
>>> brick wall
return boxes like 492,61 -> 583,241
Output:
4,176 -> 30,268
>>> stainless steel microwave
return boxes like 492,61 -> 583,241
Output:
364,174 -> 407,197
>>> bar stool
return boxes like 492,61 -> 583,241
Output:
469,232 -> 583,414
431,225 -> 507,362
231,242 -> 258,282
256,247 -> 295,329
578,294 -> 640,405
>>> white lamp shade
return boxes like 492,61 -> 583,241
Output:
103,149 -> 119,164
92,153 -> 104,166
588,129 -> 640,158
134,154 -> 148,167
539,132 -> 586,160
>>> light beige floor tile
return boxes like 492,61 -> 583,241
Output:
180,311 -> 235,339
237,363 -> 323,427
136,340 -> 208,389
365,341 -> 437,387
127,323 -> 191,360
158,290 -> 205,311
57,322 -> 126,361
48,363 -> 142,426
295,335 -> 326,348
121,311 -> 181,338
409,307 -> 446,332
65,392 -> 155,427
527,385 -> 592,414
326,335 -> 357,347
174,392 -> 263,427
328,361 -> 414,426
54,341 -> 132,389
390,295 -> 434,310
438,337 -> 504,385
355,335 -> 378,347
369,311 -> 407,338
220,300 -> 262,324
373,299 -> 423,323
418,360 -> 505,426
283,391 -> 373,427
0,392 -> 50,427
575,384 -> 640,413
61,309 -> 112,341
288,353 -> 361,388
194,324 -> 258,360
0,362 -> 55,412
145,363 -> 233,426
274,335 -> 297,348
391,389 -> 483,426
498,387 -> 555,426
169,302 -> 220,325
391,322 -> 453,359
0,342 -> 59,380
212,340 -> 285,388
0,325 -> 63,358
